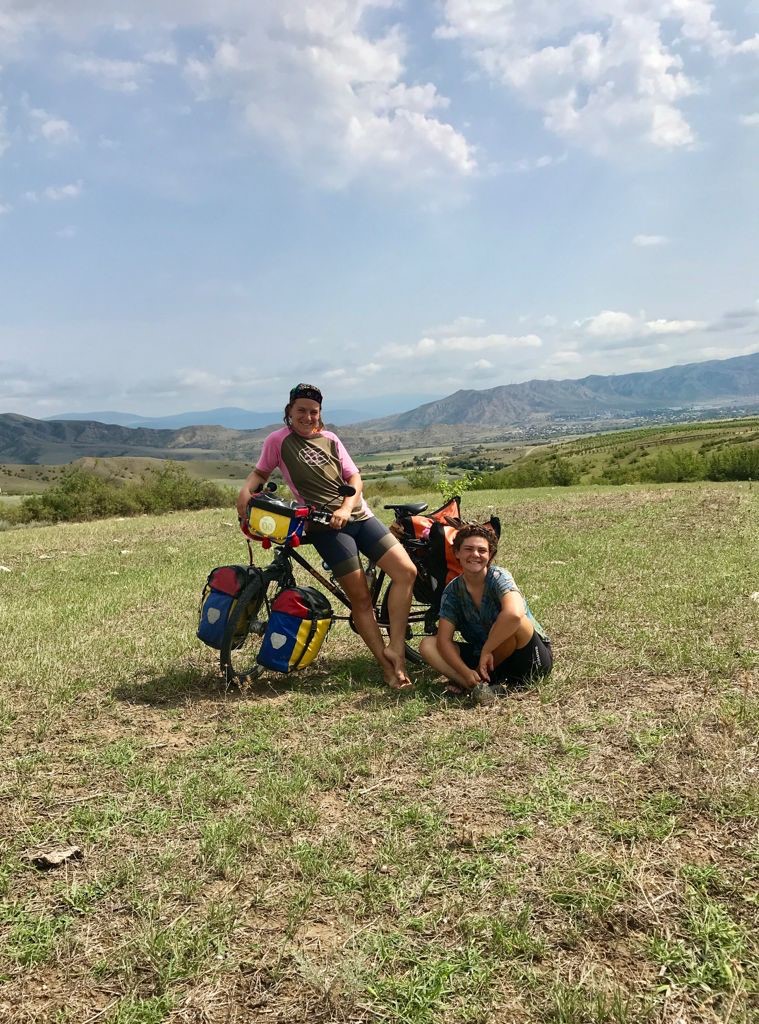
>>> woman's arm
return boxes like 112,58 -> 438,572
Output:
330,471 -> 362,530
478,590 -> 525,679
236,467 -> 270,520
436,618 -> 482,690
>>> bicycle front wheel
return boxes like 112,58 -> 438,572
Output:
219,579 -> 271,685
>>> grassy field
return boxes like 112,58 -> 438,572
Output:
513,419 -> 759,486
0,483 -> 757,1023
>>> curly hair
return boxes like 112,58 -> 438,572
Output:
452,523 -> 499,562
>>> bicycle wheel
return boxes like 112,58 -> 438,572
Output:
219,578 -> 271,685
378,581 -> 435,666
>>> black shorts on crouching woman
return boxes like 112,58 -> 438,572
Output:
457,631 -> 553,687
309,516 -> 398,578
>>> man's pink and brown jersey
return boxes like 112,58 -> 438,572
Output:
255,427 -> 371,521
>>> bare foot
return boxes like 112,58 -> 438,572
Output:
382,648 -> 413,691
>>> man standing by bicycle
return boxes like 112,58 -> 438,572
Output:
236,384 -> 416,691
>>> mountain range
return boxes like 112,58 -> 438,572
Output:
363,351 -> 759,430
46,392 -> 444,429
2,351 -> 758,465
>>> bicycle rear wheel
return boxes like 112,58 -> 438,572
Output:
219,579 -> 271,685
379,581 -> 436,666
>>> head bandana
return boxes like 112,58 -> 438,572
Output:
289,383 -> 323,406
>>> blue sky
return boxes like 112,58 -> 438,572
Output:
0,0 -> 758,418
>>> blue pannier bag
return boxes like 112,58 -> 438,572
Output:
197,565 -> 250,650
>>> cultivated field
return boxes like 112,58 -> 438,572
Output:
0,484 -> 757,1023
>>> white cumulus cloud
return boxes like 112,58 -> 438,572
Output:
437,1 -> 757,155
580,308 -> 706,341
581,310 -> 639,338
181,2 -> 476,187
633,234 -> 668,247
382,329 -> 542,361
65,54 -> 146,93
1,1 -> 476,188
29,107 -> 77,144
37,180 -> 83,201
644,318 -> 705,335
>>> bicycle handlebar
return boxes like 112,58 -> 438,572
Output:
308,509 -> 333,526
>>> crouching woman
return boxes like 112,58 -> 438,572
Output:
419,525 -> 552,704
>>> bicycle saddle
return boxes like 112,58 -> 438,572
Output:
383,502 -> 429,516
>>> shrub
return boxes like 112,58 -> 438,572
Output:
128,463 -> 227,514
640,449 -> 705,483
547,457 -> 578,487
404,467 -> 437,490
363,478 -> 395,499
474,460 -> 551,490
12,463 -> 233,525
707,445 -> 759,481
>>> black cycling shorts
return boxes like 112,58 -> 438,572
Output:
457,631 -> 553,686
309,517 -> 398,579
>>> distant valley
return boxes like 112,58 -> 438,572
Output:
2,351 -> 758,465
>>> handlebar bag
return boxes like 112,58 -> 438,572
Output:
257,586 -> 333,673
247,494 -> 308,545
197,565 -> 250,649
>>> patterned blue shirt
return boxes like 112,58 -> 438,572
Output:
438,565 -> 548,650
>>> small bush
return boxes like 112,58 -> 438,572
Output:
475,460 -> 551,490
404,467 -> 437,490
363,478 -> 395,498
11,464 -> 233,525
547,457 -> 578,487
707,444 -> 759,481
640,449 -> 705,483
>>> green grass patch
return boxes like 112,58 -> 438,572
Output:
1,482 -> 756,1020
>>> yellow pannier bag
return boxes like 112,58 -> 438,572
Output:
247,494 -> 308,545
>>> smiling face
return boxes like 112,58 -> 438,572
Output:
287,397 -> 323,437
456,536 -> 492,576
